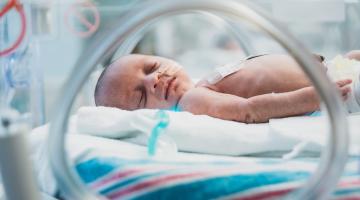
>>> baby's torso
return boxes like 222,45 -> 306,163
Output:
196,54 -> 311,98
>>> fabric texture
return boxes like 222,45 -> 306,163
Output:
76,156 -> 360,200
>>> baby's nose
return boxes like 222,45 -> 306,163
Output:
144,74 -> 158,93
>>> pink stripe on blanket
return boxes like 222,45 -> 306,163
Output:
91,165 -> 186,189
338,179 -> 360,188
91,169 -> 142,188
107,172 -> 207,199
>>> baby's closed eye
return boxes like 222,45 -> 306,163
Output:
144,60 -> 160,75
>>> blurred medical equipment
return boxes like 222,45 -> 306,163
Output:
0,0 -> 57,199
110,12 -> 255,61
0,110 -> 40,200
47,0 -> 349,200
0,0 -> 26,57
0,0 -> 48,127
64,0 -> 100,38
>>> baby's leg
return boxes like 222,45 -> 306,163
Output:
345,50 -> 360,61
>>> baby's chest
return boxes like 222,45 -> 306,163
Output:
213,69 -> 264,97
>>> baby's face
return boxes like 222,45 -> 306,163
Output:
111,54 -> 193,110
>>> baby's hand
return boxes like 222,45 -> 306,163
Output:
336,79 -> 352,100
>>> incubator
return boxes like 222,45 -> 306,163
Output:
0,0 -> 360,200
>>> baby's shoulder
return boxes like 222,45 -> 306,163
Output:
195,79 -> 220,92
178,87 -> 215,110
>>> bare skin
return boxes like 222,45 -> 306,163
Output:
95,52 -> 359,123
346,50 -> 360,60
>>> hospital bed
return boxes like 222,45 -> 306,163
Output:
0,0 -> 359,200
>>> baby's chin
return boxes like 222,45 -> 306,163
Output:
164,79 -> 193,110
167,89 -> 190,111
165,94 -> 182,111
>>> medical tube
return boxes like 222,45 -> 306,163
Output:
148,110 -> 177,157
48,1 -> 348,200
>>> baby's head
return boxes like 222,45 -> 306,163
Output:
95,54 -> 193,110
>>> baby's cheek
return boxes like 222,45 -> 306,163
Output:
154,81 -> 164,97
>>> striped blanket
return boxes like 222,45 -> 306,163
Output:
76,156 -> 360,200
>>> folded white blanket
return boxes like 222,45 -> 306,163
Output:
76,107 -> 321,156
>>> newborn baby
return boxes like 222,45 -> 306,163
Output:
94,52 -> 360,123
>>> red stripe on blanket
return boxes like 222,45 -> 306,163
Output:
91,169 -> 142,188
107,172 -> 207,199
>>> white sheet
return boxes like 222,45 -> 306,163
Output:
76,106 -> 360,156
76,106 -> 308,156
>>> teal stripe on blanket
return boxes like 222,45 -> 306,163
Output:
335,187 -> 360,196
132,171 -> 309,200
76,157 -> 245,184
76,158 -> 118,183
77,157 -> 163,183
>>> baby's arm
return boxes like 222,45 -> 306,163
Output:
246,87 -> 320,122
248,79 -> 351,122
179,87 -> 318,123
179,79 -> 351,123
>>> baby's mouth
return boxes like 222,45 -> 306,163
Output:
165,77 -> 176,100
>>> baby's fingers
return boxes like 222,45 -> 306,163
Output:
336,79 -> 352,87
339,86 -> 351,100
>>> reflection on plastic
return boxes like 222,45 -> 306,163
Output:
148,110 -> 178,157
